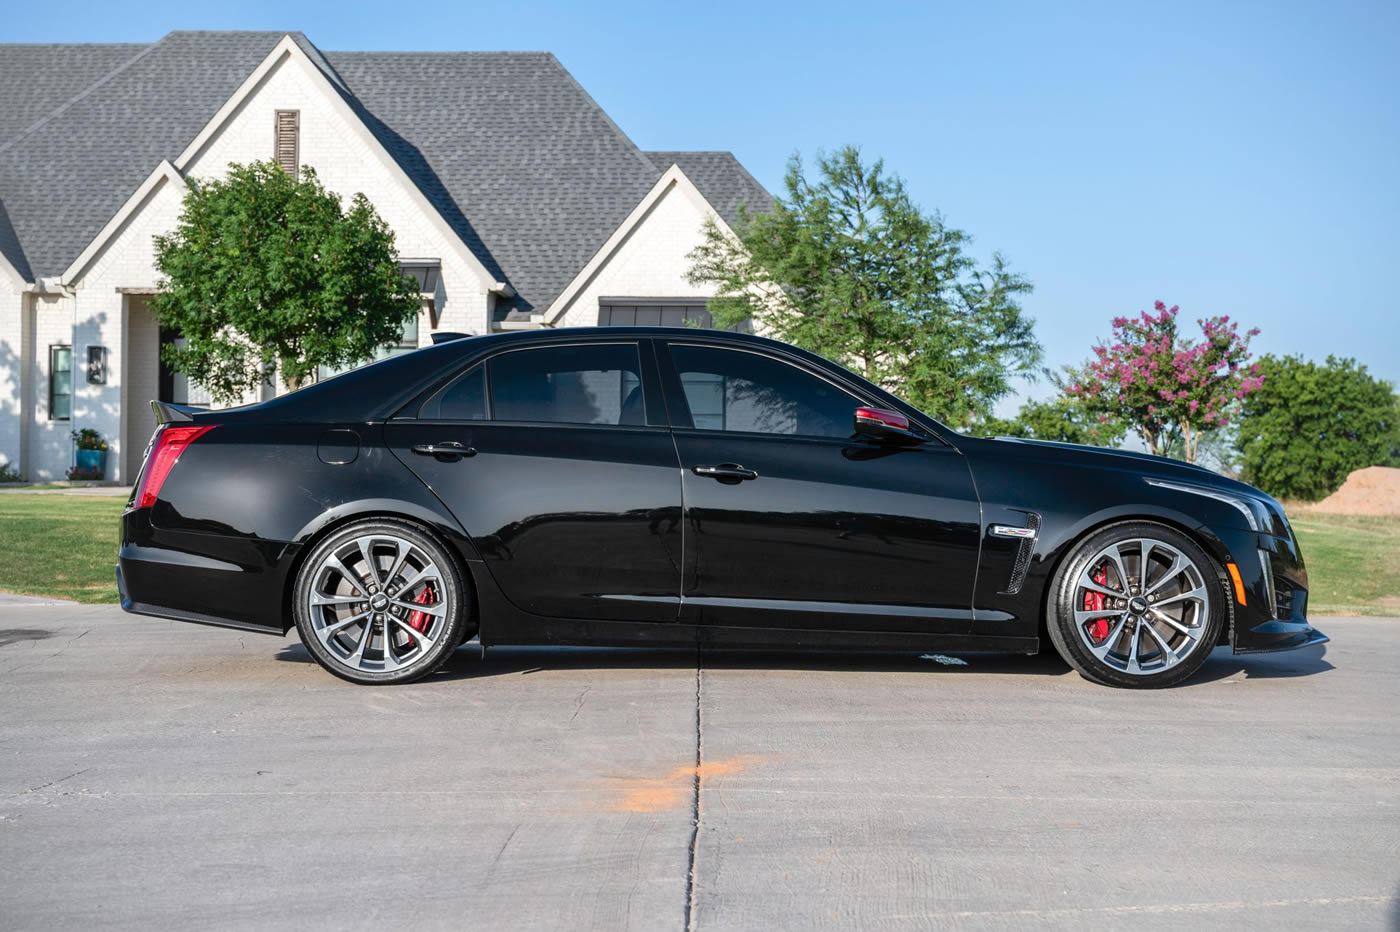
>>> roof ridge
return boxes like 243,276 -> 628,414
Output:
0,37 -> 160,156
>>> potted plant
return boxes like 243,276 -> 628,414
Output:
70,428 -> 108,481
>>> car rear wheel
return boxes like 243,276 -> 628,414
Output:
1046,521 -> 1225,688
293,519 -> 468,685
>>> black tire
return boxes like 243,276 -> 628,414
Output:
293,518 -> 471,685
1046,521 -> 1225,689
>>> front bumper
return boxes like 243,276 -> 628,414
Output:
1216,526 -> 1329,655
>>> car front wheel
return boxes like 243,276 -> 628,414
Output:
1046,521 -> 1225,688
293,519 -> 468,685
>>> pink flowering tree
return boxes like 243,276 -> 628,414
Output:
1066,302 -> 1263,463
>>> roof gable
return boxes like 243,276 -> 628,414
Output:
0,31 -> 309,280
325,50 -> 662,315
644,151 -> 773,230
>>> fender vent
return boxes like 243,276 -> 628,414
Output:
999,512 -> 1041,595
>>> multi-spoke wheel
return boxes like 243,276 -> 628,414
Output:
293,519 -> 469,684
1047,522 -> 1224,688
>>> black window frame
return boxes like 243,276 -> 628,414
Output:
415,340 -> 668,429
656,341 -> 871,441
49,344 -> 72,421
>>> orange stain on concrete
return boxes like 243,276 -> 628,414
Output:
607,755 -> 765,813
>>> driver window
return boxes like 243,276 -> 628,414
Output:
668,344 -> 857,439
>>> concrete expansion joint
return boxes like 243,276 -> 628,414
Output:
683,645 -> 704,932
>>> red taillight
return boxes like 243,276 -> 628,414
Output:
135,424 -> 218,509
854,407 -> 910,431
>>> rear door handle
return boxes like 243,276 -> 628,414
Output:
412,441 -> 475,460
692,463 -> 758,482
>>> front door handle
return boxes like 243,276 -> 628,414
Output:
412,441 -> 475,461
692,463 -> 758,483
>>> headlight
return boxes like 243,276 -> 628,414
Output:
1144,478 -> 1273,532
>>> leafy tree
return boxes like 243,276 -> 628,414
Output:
686,146 -> 1040,429
979,391 -> 1127,447
1235,354 -> 1400,500
1066,302 -> 1262,463
154,162 -> 421,404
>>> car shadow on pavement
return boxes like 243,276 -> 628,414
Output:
273,640 -> 1332,685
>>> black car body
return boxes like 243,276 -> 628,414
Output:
117,327 -> 1326,687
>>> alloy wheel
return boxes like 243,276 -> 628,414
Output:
305,533 -> 449,675
1072,537 -> 1212,676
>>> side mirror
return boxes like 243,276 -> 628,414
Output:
853,406 -> 927,444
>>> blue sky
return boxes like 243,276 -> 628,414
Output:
10,0 -> 1398,405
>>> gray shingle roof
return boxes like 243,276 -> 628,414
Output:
0,42 -> 151,148
0,32 -> 770,320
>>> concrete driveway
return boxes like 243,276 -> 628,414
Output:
0,605 -> 1395,930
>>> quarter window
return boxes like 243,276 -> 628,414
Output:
489,344 -> 646,426
668,344 -> 857,439
419,364 -> 488,421
49,346 -> 72,420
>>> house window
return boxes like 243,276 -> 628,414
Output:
598,301 -> 715,328
316,316 -> 420,382
274,109 -> 299,177
49,346 -> 72,420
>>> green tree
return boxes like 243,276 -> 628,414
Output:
686,146 -> 1040,429
1236,354 -> 1400,500
979,391 -> 1127,447
153,162 -> 421,404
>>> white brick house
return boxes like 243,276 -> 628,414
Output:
0,31 -> 770,481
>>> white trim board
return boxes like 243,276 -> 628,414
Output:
540,164 -> 735,326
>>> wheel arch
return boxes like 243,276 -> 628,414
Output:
279,503 -> 483,638
1034,512 -> 1233,645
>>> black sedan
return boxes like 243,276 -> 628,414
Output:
117,327 -> 1327,687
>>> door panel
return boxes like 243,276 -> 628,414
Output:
384,341 -> 682,623
659,341 -> 982,633
387,423 -> 683,622
675,433 -> 981,632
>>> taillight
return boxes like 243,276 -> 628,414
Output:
135,424 -> 218,509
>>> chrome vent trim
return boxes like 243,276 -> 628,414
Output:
999,512 -> 1042,595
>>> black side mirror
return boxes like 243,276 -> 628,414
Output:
853,406 -> 927,444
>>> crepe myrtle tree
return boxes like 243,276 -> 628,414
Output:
1066,302 -> 1262,464
686,146 -> 1041,429
153,161 -> 421,405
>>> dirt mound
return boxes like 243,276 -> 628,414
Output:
1297,466 -> 1400,516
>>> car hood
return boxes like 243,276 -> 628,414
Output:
972,435 -> 1280,506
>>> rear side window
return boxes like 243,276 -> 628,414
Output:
419,364 -> 488,421
668,344 -> 857,439
489,344 -> 646,426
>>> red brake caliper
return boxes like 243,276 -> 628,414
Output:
1084,565 -> 1110,642
407,584 -> 435,633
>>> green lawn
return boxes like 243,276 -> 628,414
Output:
1290,513 -> 1400,616
0,494 -> 1395,616
0,494 -> 125,603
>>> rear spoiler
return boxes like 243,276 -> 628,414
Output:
151,400 -> 207,425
